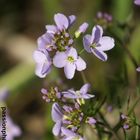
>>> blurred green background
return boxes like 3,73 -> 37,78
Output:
0,0 -> 140,139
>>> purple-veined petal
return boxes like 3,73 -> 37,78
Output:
45,25 -> 58,34
67,48 -> 78,60
33,50 -> 47,63
136,67 -> 140,72
68,15 -> 76,26
53,52 -> 67,68
135,0 -> 140,5
91,48 -> 107,61
78,22 -> 89,34
91,25 -> 103,43
51,103 -> 63,122
76,57 -> 86,71
54,13 -> 69,30
41,62 -> 52,75
52,121 -> 62,136
35,63 -> 48,78
64,63 -> 76,79
80,83 -> 90,94
82,94 -> 95,99
98,36 -> 115,51
83,35 -> 92,53
63,91 -> 77,99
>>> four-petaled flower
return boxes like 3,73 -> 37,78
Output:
33,49 -> 52,78
62,83 -> 94,105
83,25 -> 114,61
53,48 -> 86,79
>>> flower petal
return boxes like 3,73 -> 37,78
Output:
98,36 -> 115,51
33,50 -> 47,63
135,0 -> 140,5
68,15 -> 76,26
67,48 -> 78,60
76,57 -> 86,71
83,35 -> 92,53
91,25 -> 103,43
53,52 -> 67,68
61,127 -> 76,137
80,83 -> 90,94
63,90 -> 77,99
35,63 -> 47,78
45,25 -> 58,34
64,63 -> 76,79
91,48 -> 107,61
52,121 -> 62,136
78,22 -> 89,34
51,103 -> 63,122
54,13 -> 69,30
82,94 -> 95,99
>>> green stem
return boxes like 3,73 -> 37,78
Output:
79,49 -> 85,55
80,71 -> 88,84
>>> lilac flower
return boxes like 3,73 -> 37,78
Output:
136,67 -> 140,72
134,0 -> 140,5
96,12 -> 112,22
62,83 -> 94,105
51,103 -> 63,136
46,13 -> 76,34
0,116 -> 21,140
45,13 -> 75,52
41,87 -> 61,102
37,32 -> 55,51
0,88 -> 9,101
53,48 -> 86,79
75,22 -> 89,38
33,49 -> 52,78
83,25 -> 115,61
61,127 -> 84,140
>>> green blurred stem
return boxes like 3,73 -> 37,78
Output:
135,124 -> 139,140
80,71 -> 88,84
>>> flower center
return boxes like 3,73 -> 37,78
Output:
91,43 -> 96,48
54,30 -> 73,52
67,56 -> 75,62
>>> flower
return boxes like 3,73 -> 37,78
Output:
75,22 -> 89,38
51,103 -> 63,136
41,87 -> 61,102
0,88 -> 9,102
53,47 -> 86,79
62,83 -> 94,105
86,117 -> 96,125
0,116 -> 21,140
33,49 -> 52,78
136,67 -> 140,72
61,127 -> 84,140
83,25 -> 115,61
46,13 -> 76,34
45,13 -> 76,52
134,0 -> 140,5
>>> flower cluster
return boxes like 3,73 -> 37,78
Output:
134,0 -> 140,5
34,13 -> 115,140
41,84 -> 96,139
33,13 -> 115,79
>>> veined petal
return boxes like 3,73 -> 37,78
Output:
91,48 -> 107,61
76,57 -> 86,71
54,13 -> 69,30
68,15 -> 76,26
51,103 -> 63,122
64,63 -> 76,79
41,62 -> 51,75
80,83 -> 90,94
78,22 -> 89,34
82,94 -> 95,99
98,36 -> 115,51
63,91 -> 77,99
52,121 -> 62,136
91,25 -> 103,43
33,50 -> 47,63
67,48 -> 78,60
83,35 -> 92,53
35,63 -> 47,78
46,25 -> 58,34
53,52 -> 67,68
